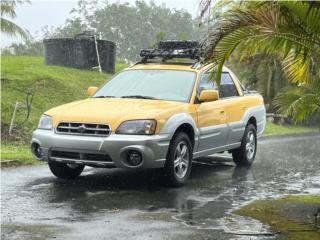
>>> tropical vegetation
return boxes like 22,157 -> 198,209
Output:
199,1 -> 320,123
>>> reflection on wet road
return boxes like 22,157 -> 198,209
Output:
2,134 -> 320,240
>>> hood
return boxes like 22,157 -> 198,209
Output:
46,98 -> 189,131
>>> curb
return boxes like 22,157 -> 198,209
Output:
1,160 -> 29,168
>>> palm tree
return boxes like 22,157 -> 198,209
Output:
1,0 -> 30,39
274,80 -> 320,124
199,1 -> 320,122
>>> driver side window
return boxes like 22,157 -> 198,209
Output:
198,72 -> 217,92
198,72 -> 239,99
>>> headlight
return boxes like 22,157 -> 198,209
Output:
116,120 -> 157,135
38,114 -> 53,130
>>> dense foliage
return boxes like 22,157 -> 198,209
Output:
1,40 -> 43,56
200,1 -> 320,123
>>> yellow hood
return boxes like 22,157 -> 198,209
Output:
46,98 -> 192,132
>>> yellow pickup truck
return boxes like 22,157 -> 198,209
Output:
31,41 -> 266,186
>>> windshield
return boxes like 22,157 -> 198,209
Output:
93,69 -> 196,102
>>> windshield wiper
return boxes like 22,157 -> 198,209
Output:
121,95 -> 157,100
93,95 -> 116,98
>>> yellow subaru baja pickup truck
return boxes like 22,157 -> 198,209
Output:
31,41 -> 266,186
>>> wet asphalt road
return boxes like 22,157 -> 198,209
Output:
2,134 -> 320,240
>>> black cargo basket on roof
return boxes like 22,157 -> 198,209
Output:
158,40 -> 199,50
140,40 -> 200,63
43,32 -> 116,73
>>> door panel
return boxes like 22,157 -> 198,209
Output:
196,101 -> 228,152
220,98 -> 248,144
217,72 -> 247,145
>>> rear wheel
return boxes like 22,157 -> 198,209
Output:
48,160 -> 84,179
232,124 -> 257,166
163,132 -> 192,187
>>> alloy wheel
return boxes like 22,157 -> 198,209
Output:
245,131 -> 256,160
173,141 -> 189,179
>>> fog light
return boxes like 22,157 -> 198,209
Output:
127,151 -> 142,166
31,142 -> 44,160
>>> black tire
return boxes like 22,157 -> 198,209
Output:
48,160 -> 84,179
163,132 -> 193,187
232,124 -> 257,166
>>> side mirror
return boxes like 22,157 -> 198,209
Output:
87,86 -> 98,96
199,90 -> 219,102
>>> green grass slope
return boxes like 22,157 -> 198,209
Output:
1,55 -> 127,143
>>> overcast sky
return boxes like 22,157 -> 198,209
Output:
1,0 -> 199,47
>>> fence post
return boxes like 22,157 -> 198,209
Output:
9,102 -> 19,135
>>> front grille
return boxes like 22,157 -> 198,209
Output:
51,150 -> 112,162
56,122 -> 111,136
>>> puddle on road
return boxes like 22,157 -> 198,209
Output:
166,150 -> 320,237
1,136 -> 320,239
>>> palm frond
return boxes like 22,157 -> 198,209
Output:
1,1 -> 16,18
282,50 -> 311,83
200,1 -> 319,85
1,17 -> 29,39
274,80 -> 320,123
281,1 -> 320,35
0,0 -> 31,39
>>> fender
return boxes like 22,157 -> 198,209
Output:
159,112 -> 200,149
228,104 -> 266,142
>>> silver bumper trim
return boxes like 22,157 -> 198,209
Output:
50,157 -> 115,167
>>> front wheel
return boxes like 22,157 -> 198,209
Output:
232,124 -> 257,166
163,132 -> 193,187
48,160 -> 84,179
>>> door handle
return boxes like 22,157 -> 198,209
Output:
242,105 -> 247,110
220,110 -> 225,114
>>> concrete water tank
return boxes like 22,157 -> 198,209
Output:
43,32 -> 116,73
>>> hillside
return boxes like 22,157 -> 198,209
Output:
1,56 -> 127,143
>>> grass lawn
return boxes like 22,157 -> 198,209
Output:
1,144 -> 38,165
264,122 -> 317,136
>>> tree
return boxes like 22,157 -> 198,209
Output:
47,0 -> 202,62
199,1 -> 320,122
1,0 -> 30,39
2,40 -> 43,56
228,54 -> 289,109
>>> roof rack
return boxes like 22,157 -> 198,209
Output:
139,40 -> 200,63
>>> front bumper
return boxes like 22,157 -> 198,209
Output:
31,129 -> 171,169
